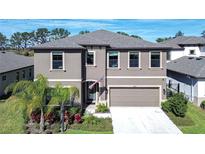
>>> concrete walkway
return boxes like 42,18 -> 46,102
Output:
110,107 -> 182,134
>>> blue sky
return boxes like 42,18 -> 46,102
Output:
1,19 -> 205,42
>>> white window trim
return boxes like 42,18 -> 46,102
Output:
149,51 -> 162,68
107,51 -> 120,69
128,51 -> 141,68
86,50 -> 96,66
50,51 -> 65,71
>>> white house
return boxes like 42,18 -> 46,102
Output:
160,36 -> 205,61
167,56 -> 205,106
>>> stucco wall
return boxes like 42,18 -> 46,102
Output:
169,46 -> 204,61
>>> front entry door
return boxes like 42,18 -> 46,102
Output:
87,81 -> 98,103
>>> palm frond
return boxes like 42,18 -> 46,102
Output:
4,82 -> 16,95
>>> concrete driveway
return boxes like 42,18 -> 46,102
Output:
110,107 -> 182,134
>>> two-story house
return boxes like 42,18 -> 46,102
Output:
32,30 -> 170,108
160,36 -> 205,61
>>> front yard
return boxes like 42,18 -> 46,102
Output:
166,103 -> 205,134
0,97 -> 113,134
0,97 -> 26,134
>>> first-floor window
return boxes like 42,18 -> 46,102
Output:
86,51 -> 94,65
150,52 -> 161,67
22,70 -> 25,79
29,68 -> 32,77
16,72 -> 19,82
129,51 -> 139,67
52,51 -> 63,69
2,75 -> 6,81
108,51 -> 119,68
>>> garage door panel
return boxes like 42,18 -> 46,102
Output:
110,87 -> 159,107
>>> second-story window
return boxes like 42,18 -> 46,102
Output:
129,51 -> 139,67
108,51 -> 119,68
52,51 -> 63,70
150,51 -> 161,67
86,51 -> 95,66
189,50 -> 195,55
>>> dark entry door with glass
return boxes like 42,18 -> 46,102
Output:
87,81 -> 97,103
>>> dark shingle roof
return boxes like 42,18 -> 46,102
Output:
32,30 -> 171,50
31,38 -> 85,49
161,36 -> 205,49
167,56 -> 205,78
0,51 -> 34,74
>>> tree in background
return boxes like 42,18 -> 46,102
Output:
156,37 -> 172,43
201,30 -> 205,38
117,31 -> 143,39
130,35 -> 142,39
0,32 -> 7,50
51,28 -> 70,40
79,30 -> 90,35
175,30 -> 184,37
117,31 -> 129,36
21,32 -> 34,49
34,28 -> 50,44
10,32 -> 22,50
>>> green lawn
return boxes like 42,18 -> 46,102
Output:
65,129 -> 113,134
166,103 -> 205,134
65,116 -> 113,134
0,97 -> 26,134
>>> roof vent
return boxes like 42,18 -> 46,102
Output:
196,57 -> 202,60
188,57 -> 194,59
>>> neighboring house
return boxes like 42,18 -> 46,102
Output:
160,36 -> 205,61
32,30 -> 171,108
167,56 -> 205,106
0,51 -> 34,97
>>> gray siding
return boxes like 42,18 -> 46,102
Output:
0,66 -> 34,97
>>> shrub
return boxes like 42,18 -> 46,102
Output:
74,114 -> 82,123
200,100 -> 205,109
95,103 -> 109,113
168,93 -> 188,117
51,123 -> 60,134
83,115 -> 101,125
30,110 -> 41,123
161,100 -> 171,113
69,107 -> 80,115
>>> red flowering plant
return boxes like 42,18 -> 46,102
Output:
30,111 -> 41,123
74,113 -> 82,123
45,112 -> 55,124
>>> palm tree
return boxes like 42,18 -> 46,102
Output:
10,74 -> 48,133
47,83 -> 79,133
